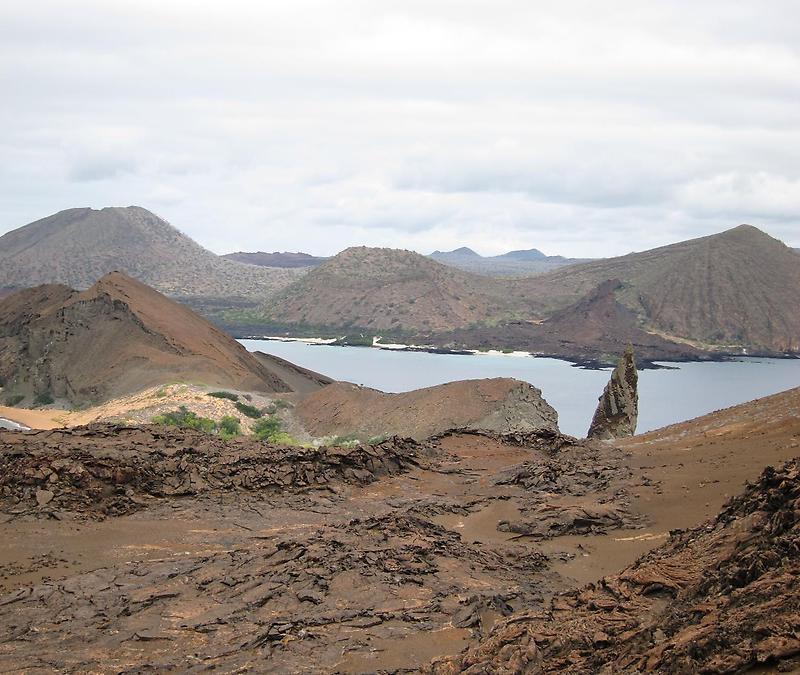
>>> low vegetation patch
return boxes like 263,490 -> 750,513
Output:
252,416 -> 282,440
33,392 -> 54,406
218,415 -> 242,439
152,406 -> 217,434
3,394 -> 25,407
208,391 -> 240,401
251,415 -> 303,445
234,401 -> 263,419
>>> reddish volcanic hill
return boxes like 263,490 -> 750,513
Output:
295,377 -> 560,440
0,272 -> 296,405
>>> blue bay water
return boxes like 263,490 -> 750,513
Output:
240,339 -> 800,438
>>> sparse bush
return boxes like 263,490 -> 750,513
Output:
208,391 -> 239,401
330,433 -> 361,448
218,415 -> 241,439
235,401 -> 263,419
252,416 -> 282,441
4,394 -> 24,407
267,431 -> 300,446
33,392 -> 54,406
153,406 -> 217,433
367,433 -> 389,445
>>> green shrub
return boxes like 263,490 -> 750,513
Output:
252,416 -> 282,441
267,431 -> 301,446
4,394 -> 24,407
152,406 -> 217,433
208,391 -> 239,401
218,415 -> 241,439
234,401 -> 263,419
367,433 -> 389,446
33,392 -> 54,406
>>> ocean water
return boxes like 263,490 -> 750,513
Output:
0,417 -> 28,431
240,339 -> 800,438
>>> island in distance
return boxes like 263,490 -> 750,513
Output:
2,207 -> 798,366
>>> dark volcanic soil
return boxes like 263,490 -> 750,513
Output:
0,387 -> 798,672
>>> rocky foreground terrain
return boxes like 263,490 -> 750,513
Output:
0,386 -> 798,672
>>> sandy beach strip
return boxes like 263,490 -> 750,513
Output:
0,406 -> 67,430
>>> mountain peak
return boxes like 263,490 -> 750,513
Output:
0,207 -> 302,299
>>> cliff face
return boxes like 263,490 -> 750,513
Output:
587,345 -> 638,439
0,273 -> 294,405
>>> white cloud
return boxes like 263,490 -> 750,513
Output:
0,0 -> 798,256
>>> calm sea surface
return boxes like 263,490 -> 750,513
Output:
0,418 -> 28,430
240,339 -> 800,438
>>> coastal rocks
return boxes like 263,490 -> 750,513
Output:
587,345 -> 638,439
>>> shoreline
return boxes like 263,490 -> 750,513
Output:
236,335 -> 792,370
0,406 -> 66,430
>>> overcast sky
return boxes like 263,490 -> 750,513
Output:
1,1 -> 798,257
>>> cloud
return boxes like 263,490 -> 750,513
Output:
0,0 -> 798,256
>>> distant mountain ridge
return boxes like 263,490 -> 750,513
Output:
429,246 -> 591,276
0,207 -> 305,299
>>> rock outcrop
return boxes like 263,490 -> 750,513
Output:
296,378 -> 560,441
587,345 -> 638,439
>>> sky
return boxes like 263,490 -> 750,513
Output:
1,0 -> 798,257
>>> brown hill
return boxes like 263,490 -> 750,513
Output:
519,224 -> 800,352
251,226 -> 799,357
0,206 -> 304,299
261,246 -> 535,333
295,377 -> 559,440
222,251 -> 328,268
0,272 -> 296,405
